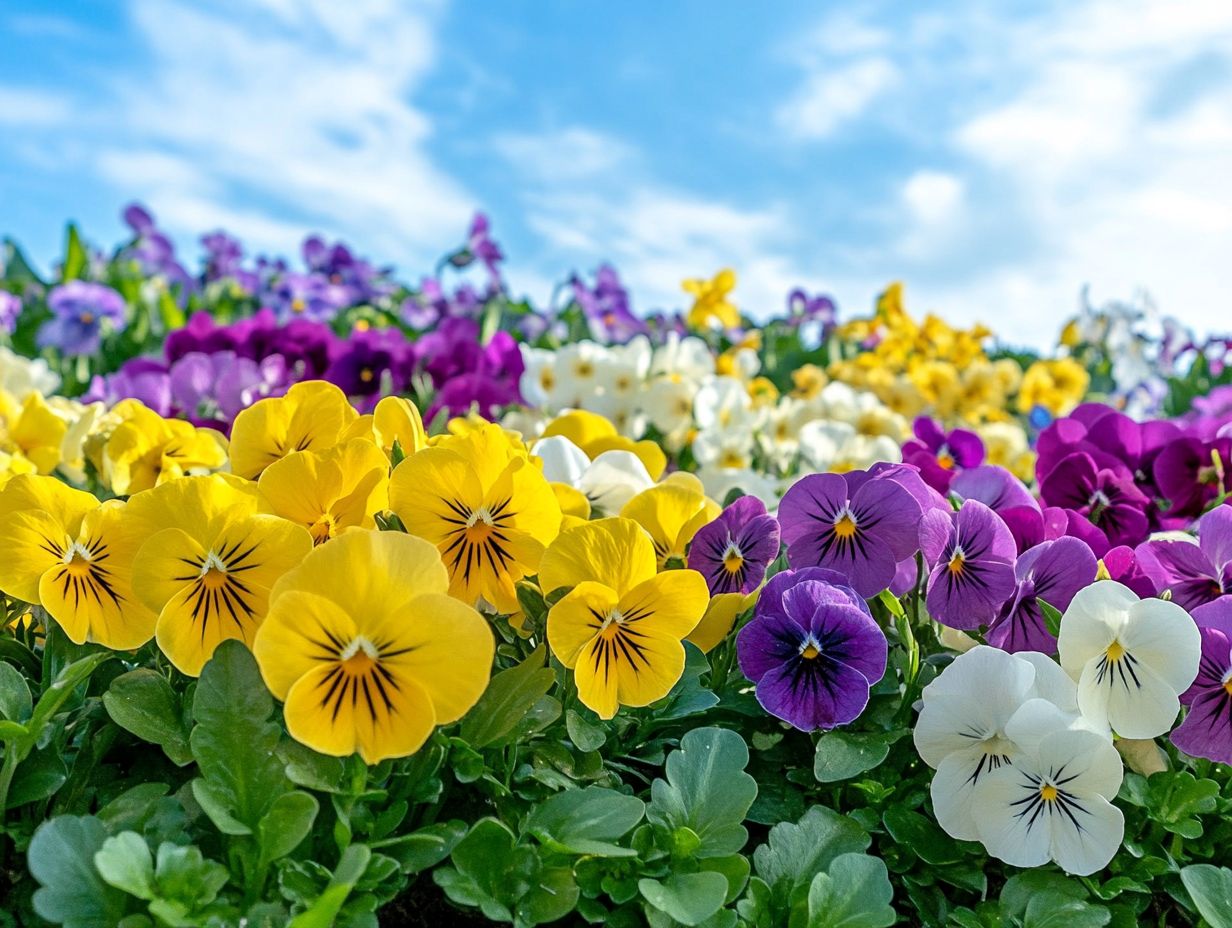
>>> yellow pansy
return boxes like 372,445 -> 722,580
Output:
0,474 -> 155,649
541,410 -> 666,480
372,396 -> 428,459
257,438 -> 389,545
791,364 -> 828,399
683,269 -> 740,330
389,423 -> 561,613
229,380 -> 359,479
747,377 -> 779,408
127,474 -> 313,676
620,483 -> 719,568
688,591 -> 755,653
0,390 -> 67,474
102,403 -> 228,496
540,518 -> 708,719
254,530 -> 493,764
1018,358 -> 1090,416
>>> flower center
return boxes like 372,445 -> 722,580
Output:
62,543 -> 94,577
937,447 -> 955,470
1106,640 -> 1126,661
339,635 -> 379,673
79,311 -> 95,325
720,449 -> 747,469
540,369 -> 555,389
1087,489 -> 1112,523
291,297 -> 306,313
833,511 -> 858,539
722,544 -> 744,575
309,513 -> 335,545
1223,669 -> 1232,696
360,367 -> 374,383
1039,783 -> 1058,802
575,361 -> 594,377
598,609 -> 627,637
799,635 -> 822,660
948,547 -> 966,575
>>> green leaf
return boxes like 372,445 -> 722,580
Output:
459,644 -> 554,749
7,744 -> 68,807
525,786 -> 645,857
288,844 -> 372,928
813,731 -> 902,783
752,806 -> 870,901
152,843 -> 229,911
257,790 -> 319,866
279,738 -> 346,793
0,659 -> 32,722
434,818 -> 526,922
63,224 -> 88,281
19,650 -> 114,757
650,643 -> 719,720
1181,865 -> 1232,928
103,669 -> 193,766
190,640 -> 288,832
566,708 -> 606,752
94,832 -> 156,901
1039,599 -> 1063,638
28,816 -> 131,928
1000,872 -> 1086,915
1022,897 -> 1111,928
881,807 -> 965,865
517,866 -> 580,927
805,853 -> 895,928
648,727 -> 758,858
375,820 -> 467,874
639,872 -> 730,926
875,590 -> 905,619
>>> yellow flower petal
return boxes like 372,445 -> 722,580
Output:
258,438 -> 389,544
617,569 -> 709,640
0,473 -> 98,533
0,508 -> 71,603
229,380 -> 358,479
687,592 -> 752,653
552,482 -> 591,520
620,484 -> 718,566
538,517 -> 657,599
547,581 -> 621,668
254,589 -> 360,699
574,626 -> 686,720
373,396 -> 428,458
541,410 -> 617,450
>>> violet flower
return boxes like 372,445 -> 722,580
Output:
737,568 -> 887,731
919,500 -> 1017,630
1171,596 -> 1232,765
1135,506 -> 1232,611
1152,435 -> 1232,522
1038,451 -> 1151,550
572,265 -> 647,344
902,417 -> 984,493
84,358 -> 173,416
688,495 -> 781,595
267,272 -> 348,324
0,291 -> 20,334
323,328 -> 415,408
779,469 -> 923,598
38,281 -> 127,355
986,537 -> 1097,654
950,465 -> 1044,553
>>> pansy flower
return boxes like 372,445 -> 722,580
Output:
987,537 -> 1098,654
1134,505 -> 1232,611
540,517 -> 708,719
0,475 -> 155,649
620,480 -> 719,568
1058,580 -> 1201,738
687,495 -> 780,596
902,417 -> 984,492
228,380 -> 360,480
778,470 -> 922,598
127,474 -> 314,675
102,402 -> 229,495
1038,451 -> 1150,551
390,423 -> 561,613
254,530 -> 493,763
1171,596 -> 1232,765
737,567 -> 886,731
37,281 -> 127,356
919,500 -> 1017,630
257,438 -> 389,545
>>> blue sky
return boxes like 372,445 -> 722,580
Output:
1,0 -> 1230,346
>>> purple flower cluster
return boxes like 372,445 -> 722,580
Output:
902,417 -> 984,493
571,265 -> 647,344
38,281 -> 128,355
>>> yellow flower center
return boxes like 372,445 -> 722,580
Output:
937,451 -> 955,470
948,549 -> 965,575
79,311 -> 95,325
464,507 -> 496,543
360,367 -> 374,383
1095,559 -> 1112,581
309,514 -> 335,545
201,566 -> 229,590
354,319 -> 371,332
63,545 -> 94,577
1223,678 -> 1232,697
801,643 -> 820,660
722,545 -> 744,575
616,375 -> 631,391
575,362 -> 594,377
291,297 -> 306,313
540,369 -> 556,390
833,513 -> 858,539
1040,784 -> 1058,802
1106,641 -> 1126,661
720,449 -> 747,469
339,636 -> 379,674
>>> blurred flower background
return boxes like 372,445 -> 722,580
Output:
1,0 -> 1229,347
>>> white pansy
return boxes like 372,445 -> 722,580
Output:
0,346 -> 60,397
587,390 -> 646,438
913,646 -> 1088,841
759,397 -> 810,470
519,346 -> 562,411
692,427 -> 756,470
643,374 -> 697,440
553,342 -> 607,408
697,465 -> 781,508
799,420 -> 899,473
973,715 -> 1124,876
651,332 -> 713,381
726,346 -> 761,381
694,376 -> 756,432
1057,581 -> 1201,739
532,435 -> 591,485
574,450 -> 654,514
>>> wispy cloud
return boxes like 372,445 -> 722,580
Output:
775,57 -> 898,141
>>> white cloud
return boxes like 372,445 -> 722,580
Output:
775,57 -> 898,141
0,88 -> 74,127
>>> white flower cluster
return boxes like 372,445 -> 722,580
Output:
914,583 -> 1200,875
519,335 -> 907,504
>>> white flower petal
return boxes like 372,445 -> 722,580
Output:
931,748 -> 1002,841
1033,727 -> 1124,800
1076,657 -> 1181,740
531,436 -> 590,485
1048,794 -> 1124,876
1019,651 -> 1080,713
1057,582 -> 1139,679
576,450 -> 653,514
1121,597 -> 1201,694
972,767 -> 1054,869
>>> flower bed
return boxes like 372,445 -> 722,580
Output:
1,206 -> 1230,927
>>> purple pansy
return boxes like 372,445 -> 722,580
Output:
986,537 -> 1098,654
1099,545 -> 1157,598
737,568 -> 887,731
1,291 -> 21,334
83,358 -> 173,417
919,500 -> 1017,630
779,469 -> 924,598
688,495 -> 781,595
902,417 -> 984,493
267,272 -> 348,324
1135,506 -> 1232,611
323,327 -> 415,408
1152,435 -> 1232,522
1038,451 -> 1151,550
38,281 -> 128,355
1171,596 -> 1232,765
572,265 -> 647,344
